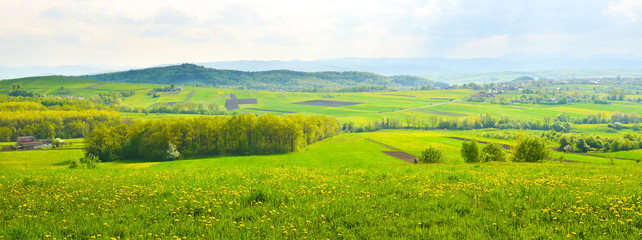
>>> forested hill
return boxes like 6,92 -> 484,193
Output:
78,64 -> 448,91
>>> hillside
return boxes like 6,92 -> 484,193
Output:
78,64 -> 447,91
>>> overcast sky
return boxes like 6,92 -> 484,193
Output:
1,0 -> 642,67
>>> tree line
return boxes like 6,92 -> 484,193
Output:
84,114 -> 341,162
342,113 -> 572,133
559,133 -> 642,153
0,96 -> 121,141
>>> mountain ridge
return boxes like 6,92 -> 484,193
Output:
77,63 -> 448,91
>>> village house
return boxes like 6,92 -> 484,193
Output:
15,136 -> 53,150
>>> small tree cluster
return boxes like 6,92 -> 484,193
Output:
511,136 -> 551,163
481,143 -> 506,162
461,140 -> 506,163
68,155 -> 101,169
415,145 -> 445,163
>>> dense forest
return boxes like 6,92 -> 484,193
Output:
78,64 -> 448,91
84,114 -> 341,161
0,96 -> 122,141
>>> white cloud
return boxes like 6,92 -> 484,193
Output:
606,0 -> 642,22
0,0 -> 641,67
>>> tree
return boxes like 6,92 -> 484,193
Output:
11,83 -> 21,90
575,138 -> 590,153
166,142 -> 181,160
559,135 -> 572,151
481,143 -> 506,162
461,139 -> 480,163
415,145 -> 445,163
511,136 -> 551,163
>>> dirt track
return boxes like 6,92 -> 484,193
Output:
383,151 -> 416,163
183,90 -> 196,102
366,138 -> 416,163
87,83 -> 105,89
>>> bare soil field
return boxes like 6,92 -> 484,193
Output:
225,97 -> 257,110
383,151 -> 416,163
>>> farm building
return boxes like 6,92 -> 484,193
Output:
15,136 -> 53,150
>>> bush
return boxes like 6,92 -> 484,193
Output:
461,139 -> 480,163
68,155 -> 101,169
481,143 -> 506,162
415,145 -> 445,164
68,158 -> 81,169
511,136 -> 551,163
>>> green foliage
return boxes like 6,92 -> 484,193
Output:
68,155 -> 100,169
511,136 -> 551,163
416,145 -> 445,163
481,143 -> 506,162
85,114 -> 341,161
559,135 -> 572,151
79,64 -> 447,91
461,139 -> 480,163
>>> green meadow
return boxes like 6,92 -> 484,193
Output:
2,76 -> 642,238
1,131 -> 642,239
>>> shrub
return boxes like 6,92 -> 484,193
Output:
68,158 -> 81,169
511,136 -> 551,163
82,155 -> 101,169
481,143 -> 506,162
461,139 -> 480,163
69,155 -> 101,169
415,145 -> 445,164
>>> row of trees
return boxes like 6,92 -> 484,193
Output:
0,109 -> 121,141
417,136 -> 550,164
573,112 -> 640,125
343,113 -> 572,133
133,102 -> 227,115
84,114 -> 341,161
0,97 -> 122,141
559,133 -> 642,153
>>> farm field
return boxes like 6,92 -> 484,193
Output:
2,76 -> 642,239
4,76 -> 642,128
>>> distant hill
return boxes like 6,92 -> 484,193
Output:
78,64 -> 448,91
199,56 -> 642,76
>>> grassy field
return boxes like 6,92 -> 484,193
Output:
4,76 -> 642,128
2,76 -> 642,238
1,132 -> 642,239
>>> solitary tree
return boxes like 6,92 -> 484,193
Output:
481,143 -> 506,162
415,145 -> 445,163
461,139 -> 480,163
511,136 -> 551,162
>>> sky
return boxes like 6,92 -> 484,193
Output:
1,0 -> 642,67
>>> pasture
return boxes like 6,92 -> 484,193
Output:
1,131 -> 642,239
2,76 -> 642,238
